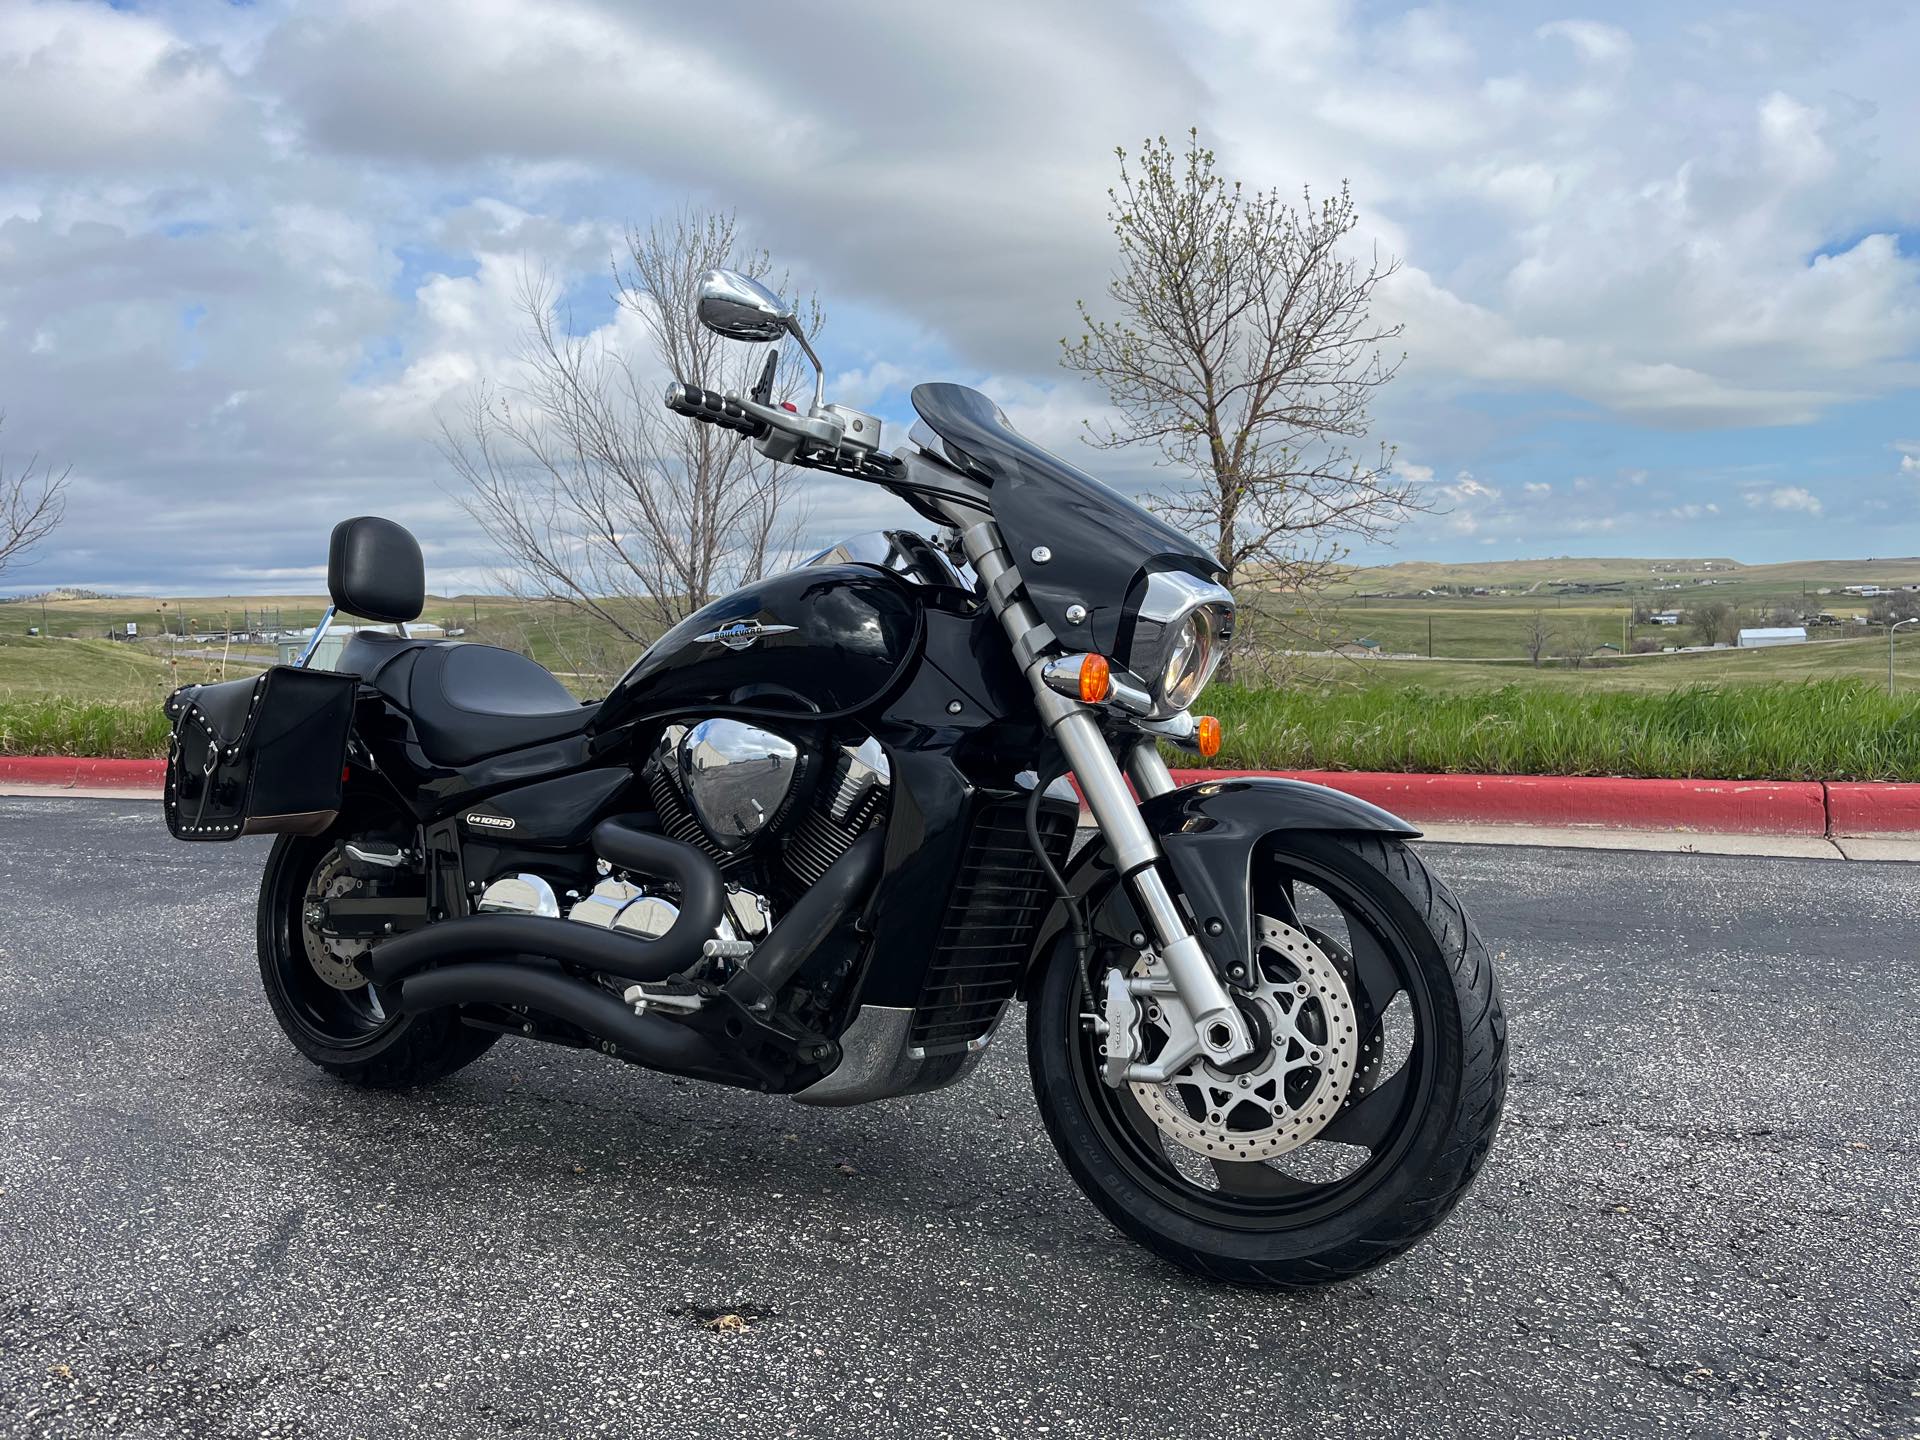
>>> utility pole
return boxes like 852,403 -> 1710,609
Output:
1427,615 -> 1433,658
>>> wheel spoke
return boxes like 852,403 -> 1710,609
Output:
1211,1159 -> 1313,1197
1316,1062 -> 1409,1151
1263,874 -> 1302,930
1339,908 -> 1404,1015
1113,1086 -> 1171,1151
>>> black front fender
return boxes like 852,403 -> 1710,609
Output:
1031,776 -> 1420,987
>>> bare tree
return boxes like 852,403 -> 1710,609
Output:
1689,600 -> 1737,646
0,413 -> 69,583
441,210 -> 816,646
1062,131 -> 1414,678
1523,610 -> 1555,668
1557,619 -> 1596,669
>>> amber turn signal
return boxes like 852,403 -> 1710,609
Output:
1079,653 -> 1112,704
1195,715 -> 1222,759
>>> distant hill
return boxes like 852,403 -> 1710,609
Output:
1341,555 -> 1920,596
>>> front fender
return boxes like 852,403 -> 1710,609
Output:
1030,776 -> 1419,987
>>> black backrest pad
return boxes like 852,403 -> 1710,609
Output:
328,516 -> 425,624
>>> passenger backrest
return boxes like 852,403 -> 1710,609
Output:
328,516 -> 425,624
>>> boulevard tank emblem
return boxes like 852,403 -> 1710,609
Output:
693,619 -> 798,651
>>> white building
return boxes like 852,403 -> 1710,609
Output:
1649,612 -> 1682,625
1737,627 -> 1808,648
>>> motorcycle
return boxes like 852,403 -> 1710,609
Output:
161,267 -> 1505,1286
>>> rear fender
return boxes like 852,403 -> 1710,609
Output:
1028,776 -> 1419,990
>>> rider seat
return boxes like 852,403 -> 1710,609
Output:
325,516 -> 595,768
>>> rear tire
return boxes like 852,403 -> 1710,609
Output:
257,832 -> 497,1089
1028,831 -> 1505,1288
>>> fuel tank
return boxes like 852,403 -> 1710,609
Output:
595,565 -> 924,728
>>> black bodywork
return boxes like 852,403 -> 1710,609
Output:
300,551 -> 1081,1099
169,388 -> 1421,1110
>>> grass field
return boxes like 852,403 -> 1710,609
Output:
1206,678 -> 1920,780
8,561 -> 1920,779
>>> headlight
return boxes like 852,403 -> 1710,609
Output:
1119,571 -> 1234,715
1162,609 -> 1219,710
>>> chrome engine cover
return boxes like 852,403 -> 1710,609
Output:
676,719 -> 801,851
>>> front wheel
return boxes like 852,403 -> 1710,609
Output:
257,832 -> 498,1088
1029,831 -> 1506,1288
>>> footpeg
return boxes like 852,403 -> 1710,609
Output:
622,981 -> 706,1017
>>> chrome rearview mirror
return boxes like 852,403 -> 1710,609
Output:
695,267 -> 826,415
697,269 -> 793,342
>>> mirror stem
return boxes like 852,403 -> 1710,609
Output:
785,318 -> 826,415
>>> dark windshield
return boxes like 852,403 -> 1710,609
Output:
910,382 -> 1223,656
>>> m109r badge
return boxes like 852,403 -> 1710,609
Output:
464,811 -> 515,831
693,619 -> 798,651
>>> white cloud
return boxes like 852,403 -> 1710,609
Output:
1744,485 -> 1823,514
1536,20 -> 1634,66
1524,481 -> 1552,495
2,0 -> 1919,589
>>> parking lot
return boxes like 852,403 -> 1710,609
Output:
2,796 -> 1916,1438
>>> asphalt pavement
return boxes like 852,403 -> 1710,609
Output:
1,797 -> 1915,1439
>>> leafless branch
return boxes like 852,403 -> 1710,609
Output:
1062,133 -> 1419,679
439,209 -> 815,646
0,411 -> 70,583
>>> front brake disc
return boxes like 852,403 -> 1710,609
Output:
1128,915 -> 1360,1162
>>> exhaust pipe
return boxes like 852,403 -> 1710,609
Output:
394,963 -> 754,1088
368,817 -> 723,986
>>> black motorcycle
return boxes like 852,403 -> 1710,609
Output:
162,268 -> 1505,1286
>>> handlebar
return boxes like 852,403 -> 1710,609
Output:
663,382 -> 769,439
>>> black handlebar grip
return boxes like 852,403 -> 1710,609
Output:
663,382 -> 769,439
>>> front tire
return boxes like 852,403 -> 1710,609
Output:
1029,831 -> 1505,1288
257,832 -> 497,1088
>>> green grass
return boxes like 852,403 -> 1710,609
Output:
0,697 -> 172,759
8,586 -> 1920,781
1203,678 -> 1920,781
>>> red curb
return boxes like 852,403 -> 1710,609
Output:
1826,783 -> 1920,835
1168,769 -> 1832,836
1,755 -> 1909,837
0,756 -> 165,790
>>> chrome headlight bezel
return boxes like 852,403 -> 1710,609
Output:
1117,570 -> 1234,716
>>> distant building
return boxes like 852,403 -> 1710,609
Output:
1649,612 -> 1682,625
1737,627 -> 1807,648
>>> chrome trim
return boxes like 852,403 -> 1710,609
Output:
695,268 -> 791,341
1125,740 -> 1178,798
476,873 -> 561,919
343,841 -> 407,869
1123,570 -> 1235,716
568,877 -> 643,928
695,267 -> 825,413
611,893 -> 680,940
829,737 -> 891,824
1040,653 -> 1102,702
294,605 -> 336,669
692,618 -> 798,650
677,719 -> 800,850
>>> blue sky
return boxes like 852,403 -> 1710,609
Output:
1,0 -> 1917,594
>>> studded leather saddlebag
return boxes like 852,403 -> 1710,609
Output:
163,666 -> 357,841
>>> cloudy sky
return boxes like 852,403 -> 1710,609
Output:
2,0 -> 1917,595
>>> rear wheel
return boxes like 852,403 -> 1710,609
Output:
257,832 -> 497,1088
1029,831 -> 1505,1288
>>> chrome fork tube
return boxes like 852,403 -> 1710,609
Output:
958,522 -> 1250,1067
1126,741 -> 1177,800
